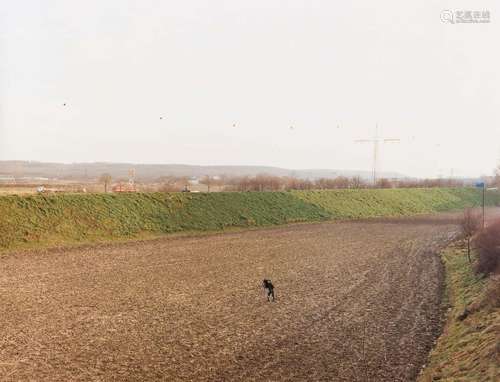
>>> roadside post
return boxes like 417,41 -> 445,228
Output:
475,181 -> 485,228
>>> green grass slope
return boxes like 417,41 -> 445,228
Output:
292,188 -> 498,218
0,192 -> 329,250
0,188 -> 497,251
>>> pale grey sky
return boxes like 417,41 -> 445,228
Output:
1,0 -> 499,178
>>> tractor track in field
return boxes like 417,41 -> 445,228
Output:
0,215 -> 462,381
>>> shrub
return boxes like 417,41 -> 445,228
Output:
474,219 -> 500,275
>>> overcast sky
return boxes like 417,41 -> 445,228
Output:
1,0 -> 499,178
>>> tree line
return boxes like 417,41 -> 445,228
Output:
197,175 -> 468,192
97,173 -> 478,193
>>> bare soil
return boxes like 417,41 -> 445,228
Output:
0,216 -> 460,381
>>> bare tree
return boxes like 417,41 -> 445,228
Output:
199,175 -> 224,192
350,176 -> 365,189
376,178 -> 392,189
493,165 -> 500,187
99,173 -> 112,193
199,175 -> 212,192
158,176 -> 189,192
284,177 -> 314,190
316,177 -> 350,189
461,208 -> 482,262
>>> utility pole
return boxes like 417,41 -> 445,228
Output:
482,184 -> 485,229
355,124 -> 400,185
476,181 -> 486,229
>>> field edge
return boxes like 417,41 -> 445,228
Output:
418,242 -> 500,381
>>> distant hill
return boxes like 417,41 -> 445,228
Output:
0,161 -> 405,181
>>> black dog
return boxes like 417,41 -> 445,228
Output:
262,279 -> 275,302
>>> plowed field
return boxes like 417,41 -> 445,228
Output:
0,216 -> 460,381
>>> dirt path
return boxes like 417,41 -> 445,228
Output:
0,216 -> 459,381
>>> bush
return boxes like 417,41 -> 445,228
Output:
474,219 -> 500,275
480,275 -> 500,309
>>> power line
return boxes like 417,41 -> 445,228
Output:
355,124 -> 400,184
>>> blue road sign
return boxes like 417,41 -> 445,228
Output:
475,182 -> 485,188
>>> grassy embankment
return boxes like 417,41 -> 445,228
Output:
419,243 -> 499,381
0,188 -> 498,251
